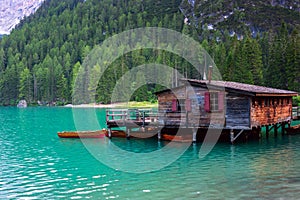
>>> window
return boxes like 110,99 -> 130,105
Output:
172,99 -> 185,112
210,92 -> 219,112
178,99 -> 185,111
204,92 -> 224,112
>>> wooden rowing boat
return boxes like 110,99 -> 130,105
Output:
161,134 -> 192,142
285,124 -> 300,135
57,130 -> 106,138
58,129 -> 155,139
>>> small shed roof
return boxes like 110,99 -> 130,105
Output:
182,79 -> 298,97
155,79 -> 298,97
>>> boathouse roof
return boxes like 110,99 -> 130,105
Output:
156,79 -> 298,97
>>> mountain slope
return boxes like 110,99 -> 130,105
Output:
181,0 -> 300,36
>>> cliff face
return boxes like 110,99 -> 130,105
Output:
0,0 -> 44,34
180,0 -> 300,35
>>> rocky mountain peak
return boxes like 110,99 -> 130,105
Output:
0,0 -> 44,35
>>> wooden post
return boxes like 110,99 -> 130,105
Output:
158,129 -> 161,140
142,111 -> 145,128
281,123 -> 285,136
192,127 -> 197,144
255,127 -> 262,139
186,112 -> 189,128
108,127 -> 112,139
274,124 -> 278,138
252,127 -> 259,140
266,126 -> 269,139
230,129 -> 234,144
126,128 -> 130,139
106,110 -> 109,123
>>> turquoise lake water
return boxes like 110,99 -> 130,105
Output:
1,107 -> 300,199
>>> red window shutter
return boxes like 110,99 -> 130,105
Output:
204,92 -> 210,112
185,99 -> 191,112
218,92 -> 224,111
172,99 -> 177,112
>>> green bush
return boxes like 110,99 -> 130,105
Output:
292,96 -> 300,106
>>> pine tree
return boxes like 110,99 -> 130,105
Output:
286,28 -> 300,92
245,37 -> 263,85
19,68 -> 33,103
267,23 -> 289,89
234,37 -> 253,84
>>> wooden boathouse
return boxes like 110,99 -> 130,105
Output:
106,79 -> 298,143
155,79 -> 298,142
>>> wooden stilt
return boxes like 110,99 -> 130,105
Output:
158,129 -> 161,140
266,126 -> 269,139
230,129 -> 234,144
258,127 -> 262,139
108,127 -> 112,139
142,111 -> 145,128
281,123 -> 285,136
192,128 -> 197,144
126,128 -> 130,139
253,127 -> 261,139
274,124 -> 278,138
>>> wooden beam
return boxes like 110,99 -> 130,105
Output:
255,93 -> 297,97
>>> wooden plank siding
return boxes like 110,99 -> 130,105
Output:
226,95 -> 251,128
157,86 -> 226,128
250,97 -> 293,127
157,88 -> 185,127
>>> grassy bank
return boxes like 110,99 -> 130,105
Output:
65,101 -> 158,108
114,101 -> 158,108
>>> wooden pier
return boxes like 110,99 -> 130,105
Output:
106,109 -> 160,139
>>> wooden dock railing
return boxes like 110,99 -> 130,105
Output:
106,109 -> 159,128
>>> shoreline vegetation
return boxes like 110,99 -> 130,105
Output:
64,101 -> 158,108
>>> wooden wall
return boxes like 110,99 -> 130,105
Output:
250,97 -> 293,127
157,86 -> 293,129
157,87 -> 186,126
157,86 -> 225,128
187,86 -> 225,127
226,94 -> 250,128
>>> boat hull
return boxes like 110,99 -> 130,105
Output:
285,124 -> 300,135
58,130 -> 106,138
161,134 -> 192,142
